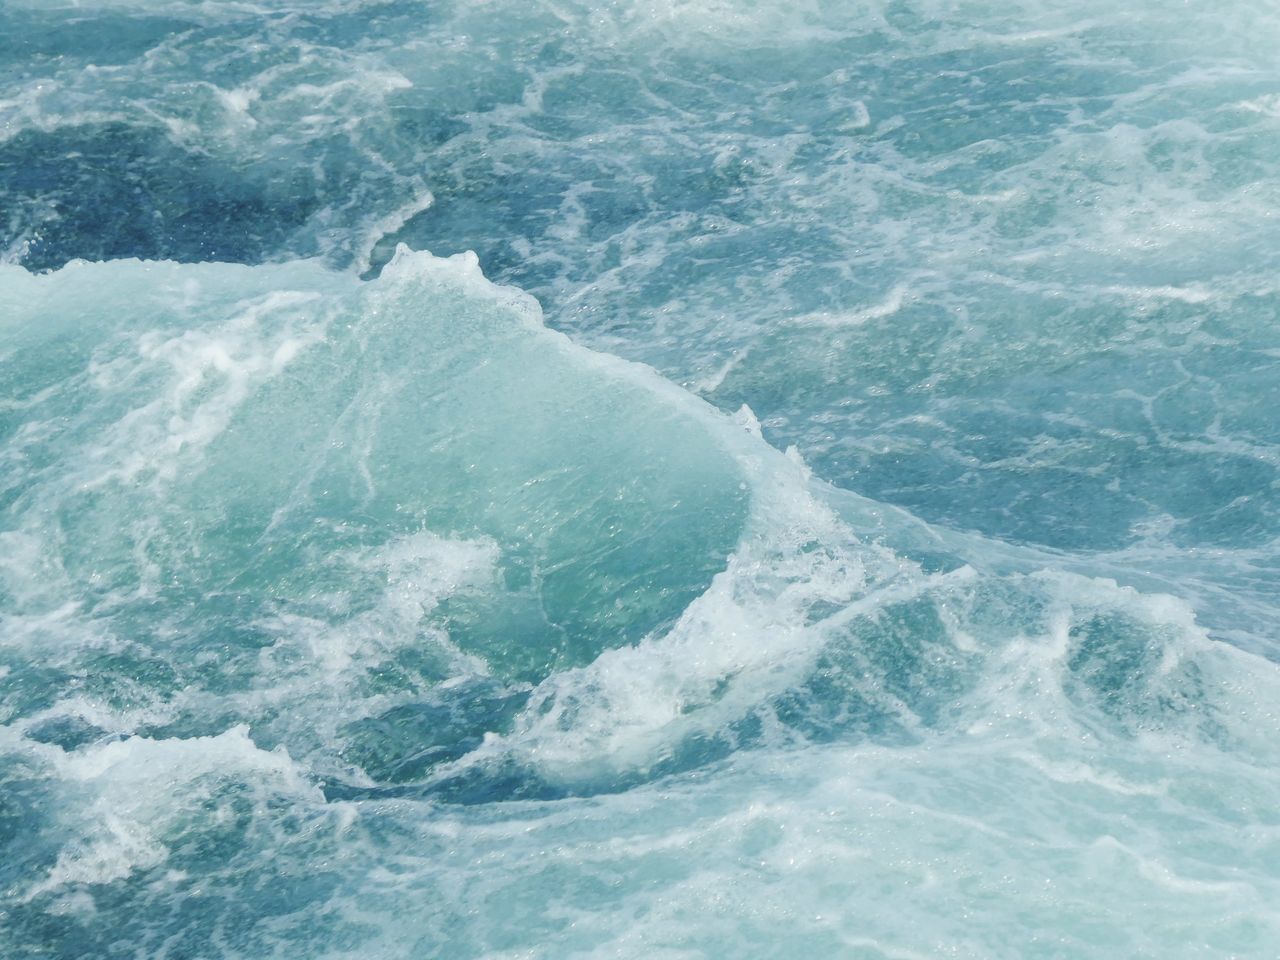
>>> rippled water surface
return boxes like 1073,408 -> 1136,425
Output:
3,2 -> 1280,957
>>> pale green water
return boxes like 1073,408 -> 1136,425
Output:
3,2 -> 1280,957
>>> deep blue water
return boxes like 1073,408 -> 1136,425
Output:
3,1 -> 1280,957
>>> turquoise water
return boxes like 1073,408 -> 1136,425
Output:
3,2 -> 1280,957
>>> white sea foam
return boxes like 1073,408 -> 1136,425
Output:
23,727 -> 320,900
4,2 -> 1280,953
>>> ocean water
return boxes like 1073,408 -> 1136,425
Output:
3,1 -> 1280,957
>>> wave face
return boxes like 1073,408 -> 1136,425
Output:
3,2 -> 1280,958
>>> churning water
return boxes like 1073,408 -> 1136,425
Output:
3,1 -> 1280,957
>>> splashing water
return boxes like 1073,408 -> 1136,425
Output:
3,2 -> 1280,957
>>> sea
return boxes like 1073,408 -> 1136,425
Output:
3,1 -> 1280,957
